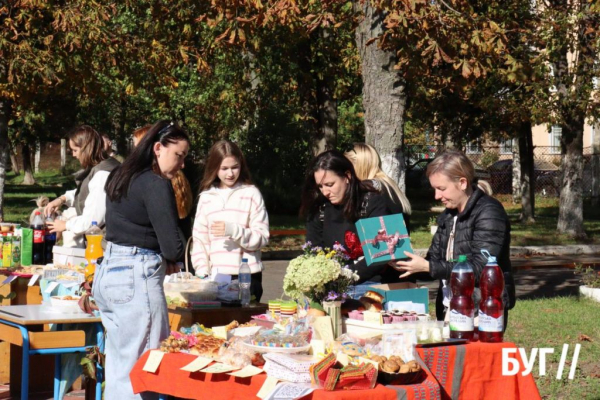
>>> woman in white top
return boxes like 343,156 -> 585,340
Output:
44,125 -> 120,246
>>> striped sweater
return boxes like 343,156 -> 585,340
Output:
191,184 -> 269,275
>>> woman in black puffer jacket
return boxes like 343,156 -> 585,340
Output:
392,150 -> 516,328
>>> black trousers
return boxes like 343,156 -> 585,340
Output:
231,272 -> 263,303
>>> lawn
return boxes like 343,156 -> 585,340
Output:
504,296 -> 600,399
266,190 -> 600,252
4,171 -> 600,251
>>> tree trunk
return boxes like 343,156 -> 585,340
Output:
34,140 -> 41,173
9,144 -> 20,175
313,28 -> 338,155
22,144 -> 35,185
61,139 -> 67,175
592,122 -> 600,207
518,122 -> 535,223
557,117 -> 586,238
314,75 -> 337,155
0,98 -> 10,221
355,1 -> 407,191
511,139 -> 521,203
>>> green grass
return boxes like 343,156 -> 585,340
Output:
504,296 -> 600,399
3,170 -> 76,224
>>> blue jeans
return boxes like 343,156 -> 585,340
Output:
92,242 -> 168,400
350,281 -> 380,300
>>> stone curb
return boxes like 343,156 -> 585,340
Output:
263,244 -> 600,261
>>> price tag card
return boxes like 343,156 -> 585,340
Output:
212,326 -> 228,340
180,356 -> 213,372
312,316 -> 334,343
310,339 -> 325,356
228,365 -> 263,377
257,376 -> 279,399
44,281 -> 59,294
336,352 -> 350,366
2,275 -> 17,285
28,274 -> 40,286
358,356 -> 379,370
142,350 -> 164,373
200,363 -> 236,374
363,311 -> 383,325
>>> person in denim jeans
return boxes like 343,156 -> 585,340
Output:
94,121 -> 189,399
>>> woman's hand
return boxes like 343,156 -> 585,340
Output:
389,251 -> 430,279
45,197 -> 64,217
166,261 -> 181,275
210,221 -> 226,237
46,219 -> 67,234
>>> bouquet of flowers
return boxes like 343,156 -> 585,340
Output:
283,242 -> 360,306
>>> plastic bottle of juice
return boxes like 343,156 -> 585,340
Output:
478,250 -> 505,343
85,221 -> 103,280
449,255 -> 475,340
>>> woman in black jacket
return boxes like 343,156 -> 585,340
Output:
392,150 -> 516,327
301,150 -> 396,285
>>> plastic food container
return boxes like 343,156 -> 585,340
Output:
49,295 -> 83,313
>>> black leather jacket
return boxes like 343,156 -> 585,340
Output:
427,188 -> 516,319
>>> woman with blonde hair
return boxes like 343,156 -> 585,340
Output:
390,150 -> 515,328
344,143 -> 412,217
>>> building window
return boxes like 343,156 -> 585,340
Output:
550,125 -> 561,154
466,140 -> 482,154
500,139 -> 513,154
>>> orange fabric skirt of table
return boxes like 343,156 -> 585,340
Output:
130,342 -> 541,400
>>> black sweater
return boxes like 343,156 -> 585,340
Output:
105,169 -> 185,262
306,191 -> 394,283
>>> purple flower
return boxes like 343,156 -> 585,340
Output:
302,242 -> 312,251
325,291 -> 340,301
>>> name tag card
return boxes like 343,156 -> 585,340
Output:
363,311 -> 383,325
142,350 -> 164,373
200,363 -> 236,374
44,281 -> 59,294
228,365 -> 264,377
2,275 -> 17,285
28,274 -> 40,286
257,376 -> 279,399
180,356 -> 213,372
312,316 -> 334,343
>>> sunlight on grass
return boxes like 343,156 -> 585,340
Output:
505,297 -> 600,399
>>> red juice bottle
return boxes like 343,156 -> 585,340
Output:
449,255 -> 475,340
478,250 -> 505,342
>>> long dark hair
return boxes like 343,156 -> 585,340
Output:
200,140 -> 252,192
300,150 -> 375,220
106,120 -> 190,201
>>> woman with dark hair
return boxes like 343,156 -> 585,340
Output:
191,140 -> 269,301
92,120 -> 189,399
44,125 -> 120,246
301,150 -> 391,285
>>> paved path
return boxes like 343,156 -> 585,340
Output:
261,260 -> 584,302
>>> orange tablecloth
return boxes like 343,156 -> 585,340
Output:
130,342 -> 540,400
416,342 -> 541,400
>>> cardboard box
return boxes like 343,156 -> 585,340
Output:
368,282 -> 429,313
355,213 -> 412,267
52,246 -> 86,269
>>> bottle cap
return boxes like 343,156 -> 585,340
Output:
91,221 -> 98,226
457,255 -> 468,262
242,258 -> 248,263
480,249 -> 497,263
